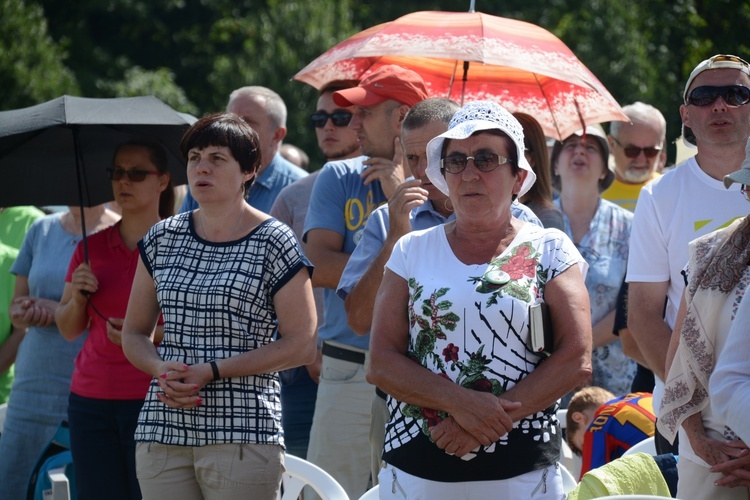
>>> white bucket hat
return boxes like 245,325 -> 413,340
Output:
425,101 -> 536,198
724,137 -> 750,188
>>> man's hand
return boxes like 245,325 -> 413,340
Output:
386,178 -> 428,240
361,137 -> 406,199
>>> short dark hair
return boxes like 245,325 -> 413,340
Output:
180,113 -> 262,190
114,139 -> 174,218
319,80 -> 360,96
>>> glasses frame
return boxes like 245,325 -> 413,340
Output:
611,137 -> 662,159
741,185 -> 750,202
310,111 -> 353,128
441,152 -> 513,174
106,168 -> 161,182
686,85 -> 750,107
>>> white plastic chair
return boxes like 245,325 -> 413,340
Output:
621,436 -> 657,457
0,402 -> 7,435
559,462 -> 577,494
47,466 -> 71,500
279,454 -> 349,500
358,485 -> 379,500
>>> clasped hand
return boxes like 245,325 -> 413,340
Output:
428,391 -> 521,458
155,361 -> 214,409
10,296 -> 56,328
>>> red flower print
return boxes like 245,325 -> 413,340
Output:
442,343 -> 459,362
472,379 -> 493,393
421,407 -> 443,427
500,246 -> 537,280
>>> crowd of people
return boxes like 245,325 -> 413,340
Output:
0,52 -> 749,500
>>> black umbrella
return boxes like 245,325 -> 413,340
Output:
0,95 -> 193,260
0,95 -> 191,207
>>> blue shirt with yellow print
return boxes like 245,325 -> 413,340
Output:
303,155 -> 388,350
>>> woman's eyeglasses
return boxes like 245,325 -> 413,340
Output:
310,111 -> 353,128
441,152 -> 512,174
687,85 -> 750,107
611,137 -> 662,159
107,168 -> 160,182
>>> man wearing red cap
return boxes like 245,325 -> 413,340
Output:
303,65 -> 428,499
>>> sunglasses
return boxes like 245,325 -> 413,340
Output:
107,168 -> 160,182
686,85 -> 750,107
310,111 -> 353,128
441,152 -> 513,174
741,185 -> 750,202
611,137 -> 662,159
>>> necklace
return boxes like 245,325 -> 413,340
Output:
198,210 -> 245,242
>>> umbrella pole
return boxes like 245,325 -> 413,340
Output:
460,61 -> 470,106
72,126 -> 90,264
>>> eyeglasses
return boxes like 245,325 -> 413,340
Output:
741,185 -> 750,202
310,111 -> 353,128
686,85 -> 750,107
611,137 -> 662,159
441,152 -> 512,174
106,168 -> 161,182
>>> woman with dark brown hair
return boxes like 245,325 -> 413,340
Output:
513,112 -> 564,230
122,113 -> 317,499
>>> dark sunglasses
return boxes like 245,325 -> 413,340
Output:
441,152 -> 513,174
611,137 -> 662,159
107,168 -> 160,182
686,85 -> 750,107
310,111 -> 353,128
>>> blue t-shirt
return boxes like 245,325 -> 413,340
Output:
303,156 -> 388,350
179,152 -> 308,213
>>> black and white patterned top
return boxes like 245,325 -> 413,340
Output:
134,212 -> 311,446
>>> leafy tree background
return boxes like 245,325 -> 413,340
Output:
3,0 -> 750,168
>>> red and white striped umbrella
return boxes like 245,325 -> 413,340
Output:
294,10 -> 627,140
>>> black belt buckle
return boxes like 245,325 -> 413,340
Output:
322,342 -> 365,365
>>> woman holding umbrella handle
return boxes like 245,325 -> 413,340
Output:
121,113 -> 317,499
56,139 -> 173,500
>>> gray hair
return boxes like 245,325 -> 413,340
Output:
227,86 -> 287,129
609,101 -> 667,143
402,97 -> 460,132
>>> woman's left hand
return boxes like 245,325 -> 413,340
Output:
105,318 -> 124,345
155,361 -> 212,408
711,441 -> 750,488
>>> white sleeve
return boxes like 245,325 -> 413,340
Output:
709,296 -> 750,444
626,186 -> 670,283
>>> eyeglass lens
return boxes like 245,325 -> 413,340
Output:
612,137 -> 661,159
310,111 -> 353,128
441,153 -> 510,173
107,169 -> 156,182
688,85 -> 750,107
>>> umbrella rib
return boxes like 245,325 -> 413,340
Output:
533,73 -> 563,140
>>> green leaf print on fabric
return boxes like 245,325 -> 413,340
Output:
469,242 -> 540,306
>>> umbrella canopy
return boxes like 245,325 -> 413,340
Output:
0,95 -> 192,207
293,10 -> 628,140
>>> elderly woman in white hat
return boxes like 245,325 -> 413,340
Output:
551,125 -> 636,398
660,139 -> 750,499
368,101 -> 592,499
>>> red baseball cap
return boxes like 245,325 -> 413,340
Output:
333,65 -> 428,108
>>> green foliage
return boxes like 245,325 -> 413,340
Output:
0,0 -> 78,108
96,66 -> 199,116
